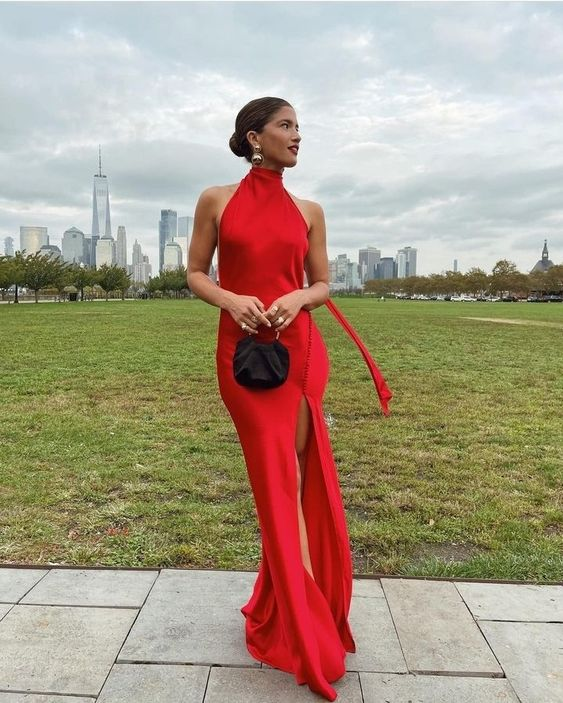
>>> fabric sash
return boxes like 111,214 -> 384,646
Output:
325,299 -> 392,416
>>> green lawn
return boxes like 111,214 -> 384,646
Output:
1,298 -> 561,581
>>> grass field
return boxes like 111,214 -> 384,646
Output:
1,298 -> 561,581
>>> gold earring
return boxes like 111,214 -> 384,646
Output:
251,144 -> 264,166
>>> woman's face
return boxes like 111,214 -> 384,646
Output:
249,106 -> 301,169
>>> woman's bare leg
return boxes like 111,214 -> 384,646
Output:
295,397 -> 315,581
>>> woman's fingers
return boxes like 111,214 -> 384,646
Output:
274,313 -> 291,331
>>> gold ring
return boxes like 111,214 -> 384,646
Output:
241,322 -> 248,331
272,306 -> 279,313
251,315 -> 257,322
277,316 -> 285,324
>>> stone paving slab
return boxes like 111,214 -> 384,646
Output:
360,672 -> 520,702
0,696 -> 92,702
21,569 -> 159,608
381,578 -> 502,675
204,667 -> 363,702
456,581 -> 563,622
0,604 -> 12,620
346,580 -> 407,673
97,663 -> 209,703
0,605 -> 137,696
479,621 -> 563,703
118,569 -> 258,667
0,569 -> 48,603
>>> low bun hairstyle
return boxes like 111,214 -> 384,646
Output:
229,97 -> 292,162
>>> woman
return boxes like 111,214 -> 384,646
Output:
187,97 -> 391,701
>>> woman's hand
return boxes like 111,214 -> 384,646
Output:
224,293 -> 272,335
265,290 -> 307,332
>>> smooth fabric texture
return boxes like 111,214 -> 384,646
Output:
216,166 -> 360,701
325,299 -> 393,416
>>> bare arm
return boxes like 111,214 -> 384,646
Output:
186,187 -> 229,308
264,200 -> 330,331
187,188 -> 271,333
302,201 -> 330,311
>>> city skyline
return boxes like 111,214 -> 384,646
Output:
1,3 -> 562,275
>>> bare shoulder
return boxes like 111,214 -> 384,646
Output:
286,192 -> 324,230
198,183 -> 238,206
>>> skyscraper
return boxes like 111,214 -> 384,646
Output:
178,215 -> 194,265
159,209 -> 178,272
132,239 -> 143,269
91,146 -> 112,239
4,236 -> 14,257
20,226 -> 48,255
377,257 -> 395,280
396,246 -> 417,278
132,239 -> 152,283
62,227 -> 86,264
163,240 -> 183,270
116,226 -> 127,270
358,246 -> 381,282
96,234 -> 115,268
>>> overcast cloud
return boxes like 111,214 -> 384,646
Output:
1,1 -> 562,274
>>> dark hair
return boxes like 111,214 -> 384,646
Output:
229,97 -> 292,162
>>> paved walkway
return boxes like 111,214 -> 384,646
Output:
0,566 -> 561,702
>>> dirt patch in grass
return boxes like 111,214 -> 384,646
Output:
411,541 -> 483,563
461,317 -> 563,329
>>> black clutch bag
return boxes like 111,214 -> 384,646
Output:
233,333 -> 289,389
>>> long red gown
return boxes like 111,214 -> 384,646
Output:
215,165 -> 391,701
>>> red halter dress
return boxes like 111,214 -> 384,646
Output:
216,165 -> 391,701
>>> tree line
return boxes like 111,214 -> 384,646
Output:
0,252 -> 190,302
2,253 -> 561,303
363,260 -> 563,298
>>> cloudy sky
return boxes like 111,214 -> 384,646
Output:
1,1 -> 562,275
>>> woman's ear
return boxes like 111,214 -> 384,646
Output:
246,130 -> 259,149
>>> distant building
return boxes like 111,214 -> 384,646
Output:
20,226 -> 48,255
159,209 -> 178,272
453,259 -> 458,273
397,246 -> 417,278
531,240 -> 554,273
62,227 -> 86,265
96,236 -> 115,268
116,225 -> 127,270
377,257 -> 395,280
91,146 -> 112,240
132,239 -> 151,284
329,253 -> 361,291
4,236 -> 14,257
208,262 -> 218,284
132,239 -> 143,269
178,215 -> 194,266
136,255 -> 152,285
39,244 -> 62,260
359,246 -> 381,282
163,240 -> 183,270
85,234 -> 98,268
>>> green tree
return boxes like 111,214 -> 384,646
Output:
0,256 -> 13,301
68,264 -> 96,301
95,264 -> 131,301
464,267 -> 489,296
490,260 -> 520,297
443,270 -> 465,295
23,253 -> 69,303
146,275 -> 163,297
527,270 -> 547,296
544,264 -> 563,293
0,252 -> 27,303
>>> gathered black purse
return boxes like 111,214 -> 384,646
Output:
233,332 -> 289,389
